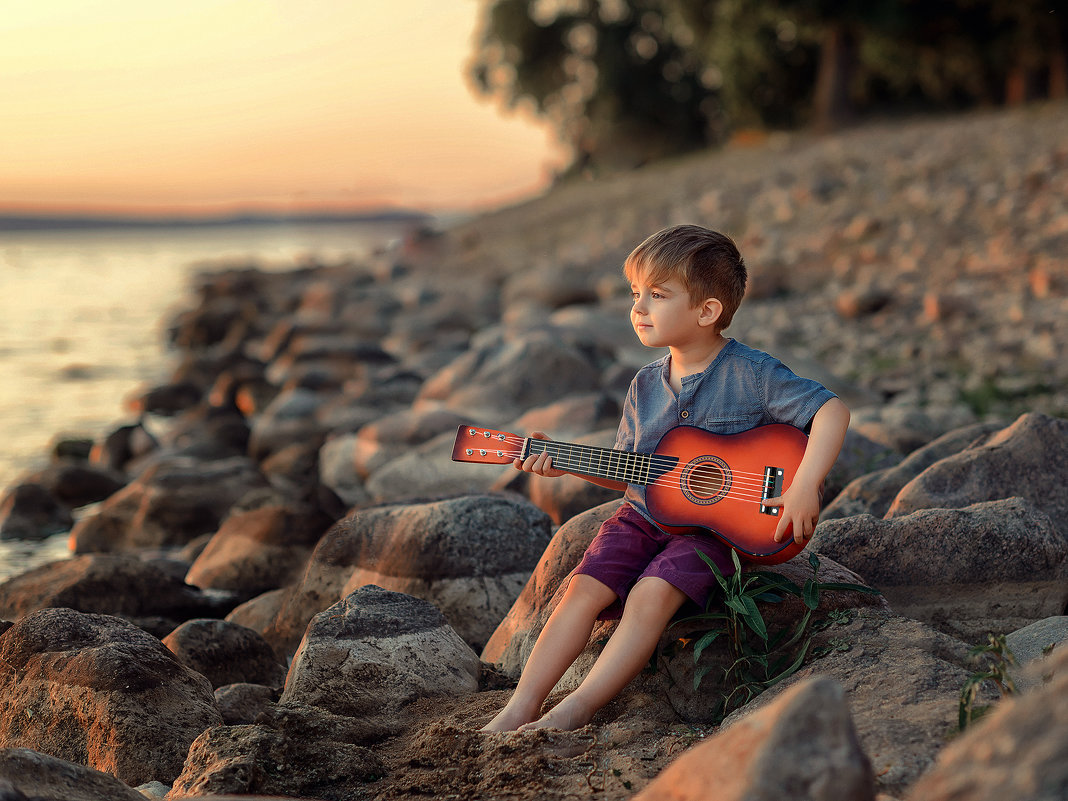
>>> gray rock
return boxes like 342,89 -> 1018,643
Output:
0,748 -> 146,801
812,498 -> 1068,642
163,619 -> 287,690
69,456 -> 269,553
280,585 -> 479,719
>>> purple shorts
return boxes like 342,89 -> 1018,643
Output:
574,503 -> 736,620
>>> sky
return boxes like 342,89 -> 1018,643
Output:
0,0 -> 563,215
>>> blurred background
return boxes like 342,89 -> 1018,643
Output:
0,1 -> 1065,572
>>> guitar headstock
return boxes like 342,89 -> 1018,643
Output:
451,424 -> 522,465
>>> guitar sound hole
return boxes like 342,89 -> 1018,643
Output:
681,455 -> 731,505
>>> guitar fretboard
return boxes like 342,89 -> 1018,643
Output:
524,438 -> 676,485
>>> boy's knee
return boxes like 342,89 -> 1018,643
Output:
564,574 -> 616,608
625,577 -> 687,617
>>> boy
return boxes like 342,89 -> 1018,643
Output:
482,225 -> 850,732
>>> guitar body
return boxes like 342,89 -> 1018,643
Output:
451,422 -> 812,564
643,424 -> 809,564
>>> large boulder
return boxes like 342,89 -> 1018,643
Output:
168,703 -> 388,800
184,504 -> 330,599
634,677 -> 874,801
163,619 -> 287,689
822,420 -> 1005,521
256,493 -> 552,657
0,749 -> 146,801
280,585 -> 480,719
0,482 -> 73,540
69,456 -> 269,553
415,331 -> 603,421
905,645 -> 1068,801
886,413 -> 1068,536
0,608 -> 222,785
812,497 -> 1068,642
0,553 -> 237,637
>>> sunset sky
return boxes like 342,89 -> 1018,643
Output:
0,1 -> 563,215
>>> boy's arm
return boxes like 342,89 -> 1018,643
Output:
513,431 -> 628,492
765,397 -> 850,544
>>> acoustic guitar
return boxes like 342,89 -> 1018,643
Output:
452,423 -> 810,564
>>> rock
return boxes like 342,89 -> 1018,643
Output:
634,677 -> 875,801
415,330 -> 602,421
886,413 -> 1068,538
168,704 -> 388,800
0,748 -> 146,801
850,404 -> 979,454
89,420 -> 159,473
184,505 -> 329,599
1004,616 -> 1068,693
821,428 -> 901,507
822,420 -> 1004,521
0,483 -> 73,540
129,380 -> 203,416
163,619 -> 287,689
318,407 -> 469,504
23,461 -> 126,509
725,609 -> 977,797
0,608 -> 222,785
812,498 -> 1068,642
214,682 -> 280,725
258,493 -> 551,657
904,645 -> 1068,801
362,430 -> 503,504
280,586 -> 480,719
69,456 -> 269,553
0,553 -> 237,637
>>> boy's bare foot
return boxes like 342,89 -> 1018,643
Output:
516,696 -> 593,732
480,700 -> 539,732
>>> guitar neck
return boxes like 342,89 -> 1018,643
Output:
524,437 -> 675,486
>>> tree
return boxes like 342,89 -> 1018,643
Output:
468,0 -> 724,172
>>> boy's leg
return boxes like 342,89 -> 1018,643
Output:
481,574 -> 617,732
520,576 -> 687,732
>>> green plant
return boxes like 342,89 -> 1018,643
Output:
958,633 -> 1017,731
676,549 -> 879,723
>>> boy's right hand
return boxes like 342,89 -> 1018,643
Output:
514,431 -> 568,477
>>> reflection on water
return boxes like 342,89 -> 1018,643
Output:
0,220 -> 411,582
0,531 -> 71,582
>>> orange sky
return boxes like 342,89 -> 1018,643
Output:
0,1 -> 563,215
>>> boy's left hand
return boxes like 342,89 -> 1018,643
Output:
763,481 -> 823,545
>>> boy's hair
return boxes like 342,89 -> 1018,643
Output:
623,225 -> 747,331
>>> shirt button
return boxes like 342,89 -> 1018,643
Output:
680,410 -> 689,419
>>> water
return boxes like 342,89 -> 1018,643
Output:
0,219 -> 418,581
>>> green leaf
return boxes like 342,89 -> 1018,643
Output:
802,579 -> 820,610
692,629 -> 724,664
740,596 -> 768,640
809,552 -> 821,572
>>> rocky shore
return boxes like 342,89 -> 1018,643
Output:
1,102 -> 1067,801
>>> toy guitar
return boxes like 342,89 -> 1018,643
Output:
452,423 -> 810,564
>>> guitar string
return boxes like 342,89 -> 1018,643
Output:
479,433 -> 786,484
463,438 -> 786,504
472,433 -> 787,487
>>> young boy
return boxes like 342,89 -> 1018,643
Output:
482,225 -> 850,733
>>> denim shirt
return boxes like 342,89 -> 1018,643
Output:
614,338 -> 836,527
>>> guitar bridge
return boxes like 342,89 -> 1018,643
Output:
759,466 -> 784,516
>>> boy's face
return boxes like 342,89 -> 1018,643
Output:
629,274 -> 719,349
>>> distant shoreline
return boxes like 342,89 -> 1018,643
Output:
0,209 -> 434,233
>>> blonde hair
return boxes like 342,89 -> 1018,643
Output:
623,225 -> 747,330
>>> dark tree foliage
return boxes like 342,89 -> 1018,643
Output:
469,0 -> 1067,171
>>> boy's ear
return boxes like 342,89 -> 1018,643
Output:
697,297 -> 723,328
